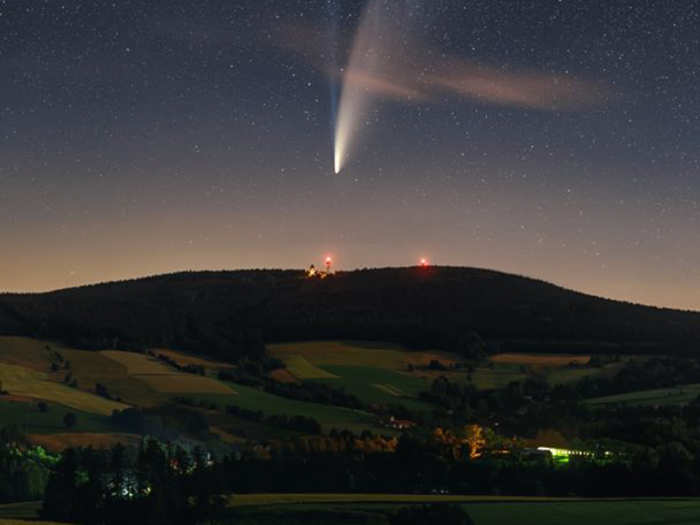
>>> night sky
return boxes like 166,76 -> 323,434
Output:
1,1 -> 699,309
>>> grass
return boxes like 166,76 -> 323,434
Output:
191,383 -> 388,434
229,494 -> 588,507
149,348 -> 233,369
471,364 -> 527,390
100,351 -> 235,395
0,362 -> 127,416
268,341 -> 456,371
29,432 -> 140,452
100,351 -> 178,375
0,518 -> 65,525
491,353 -> 591,366
135,373 -> 233,394
311,366 -> 434,412
0,501 -> 57,523
546,365 -> 623,386
60,348 -> 163,407
283,355 -> 338,379
471,354 -> 631,391
587,384 -> 700,407
0,337 -> 56,371
0,398 -> 116,433
229,495 -> 700,525
467,499 -> 700,525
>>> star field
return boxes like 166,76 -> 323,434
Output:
1,0 -> 699,309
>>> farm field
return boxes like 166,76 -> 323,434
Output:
0,501 -> 52,522
229,493 -> 586,507
135,373 -> 233,394
193,382 -> 387,434
312,365 -> 434,412
0,337 -> 58,371
59,348 -> 162,406
149,348 -> 234,369
269,341 -> 461,407
100,350 -> 235,395
491,353 -> 591,366
0,398 -> 116,434
268,341 -> 456,372
283,355 -> 338,379
0,362 -> 127,416
270,342 -> 629,396
29,432 -> 140,452
229,495 -> 700,525
587,384 -> 700,407
471,364 -> 528,390
473,353 -> 631,390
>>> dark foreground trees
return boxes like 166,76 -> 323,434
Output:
41,440 -> 225,525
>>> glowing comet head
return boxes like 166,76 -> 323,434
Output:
333,148 -> 341,174
333,122 -> 346,174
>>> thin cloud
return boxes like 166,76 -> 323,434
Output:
431,61 -> 611,111
276,23 -> 613,112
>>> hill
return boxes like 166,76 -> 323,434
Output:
1,267 -> 699,361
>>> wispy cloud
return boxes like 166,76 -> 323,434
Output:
277,23 -> 613,112
430,61 -> 611,111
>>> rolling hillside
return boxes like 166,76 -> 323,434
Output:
1,267 -> 699,361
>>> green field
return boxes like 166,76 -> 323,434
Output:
472,356 -> 629,391
6,496 -> 700,525
269,341 -> 457,410
283,355 -> 338,379
101,350 -> 235,394
269,341 -> 456,372
0,501 -> 60,524
228,495 -> 700,525
191,382 -> 388,434
0,398 -> 116,434
0,362 -> 128,416
312,366 -> 434,412
587,384 -> 700,407
471,363 -> 527,390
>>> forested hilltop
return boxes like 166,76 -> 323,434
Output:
1,266 -> 699,360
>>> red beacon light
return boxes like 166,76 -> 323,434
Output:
419,258 -> 429,267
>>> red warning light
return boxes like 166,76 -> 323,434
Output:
419,258 -> 429,267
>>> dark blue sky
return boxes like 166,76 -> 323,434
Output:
1,1 -> 699,309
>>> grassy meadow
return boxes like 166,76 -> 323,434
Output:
268,341 -> 451,411
0,398 -> 116,434
228,495 -> 700,525
0,362 -> 127,416
312,365 -> 434,412
269,341 -> 626,399
587,384 -> 700,407
101,350 -> 234,394
191,382 -> 386,434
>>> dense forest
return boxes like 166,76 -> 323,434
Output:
0,267 -> 700,359
1,267 -> 700,361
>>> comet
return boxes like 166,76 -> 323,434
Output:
333,0 -> 413,174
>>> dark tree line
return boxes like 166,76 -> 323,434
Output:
41,440 -> 225,525
3,268 -> 700,362
225,404 -> 322,434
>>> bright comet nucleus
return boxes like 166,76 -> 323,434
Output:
333,0 -> 392,176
